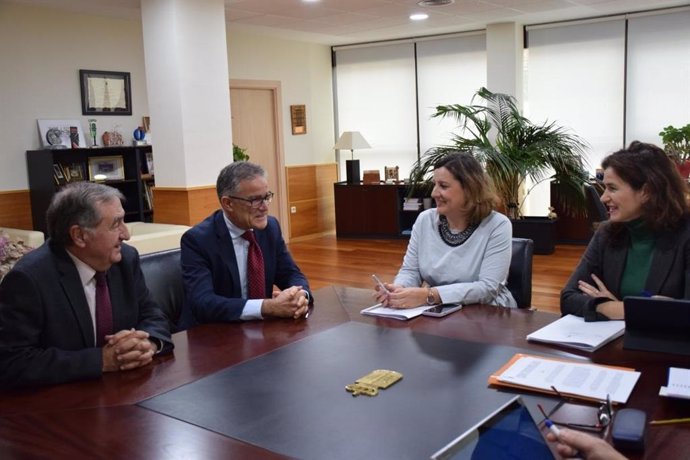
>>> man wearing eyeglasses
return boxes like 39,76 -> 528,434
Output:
178,161 -> 312,329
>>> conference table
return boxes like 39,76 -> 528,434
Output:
1,286 -> 688,459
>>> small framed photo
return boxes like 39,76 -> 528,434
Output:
80,69 -> 132,116
384,165 -> 399,183
88,156 -> 125,181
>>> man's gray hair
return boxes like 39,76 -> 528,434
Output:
216,161 -> 266,201
46,182 -> 125,247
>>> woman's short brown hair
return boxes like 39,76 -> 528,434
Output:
433,152 -> 497,225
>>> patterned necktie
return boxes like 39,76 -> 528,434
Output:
242,230 -> 266,299
94,271 -> 113,347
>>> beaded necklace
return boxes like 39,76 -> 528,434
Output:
437,214 -> 477,247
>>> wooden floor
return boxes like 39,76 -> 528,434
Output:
288,235 -> 585,315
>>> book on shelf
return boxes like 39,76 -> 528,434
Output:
526,314 -> 625,352
142,180 -> 154,211
145,151 -> 154,175
402,197 -> 421,211
488,353 -> 640,404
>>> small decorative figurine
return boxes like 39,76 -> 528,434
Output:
88,119 -> 98,147
547,206 -> 558,220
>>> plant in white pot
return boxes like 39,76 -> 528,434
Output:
410,87 -> 590,220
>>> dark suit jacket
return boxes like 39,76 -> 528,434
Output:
0,242 -> 173,389
179,210 -> 311,328
561,217 -> 690,320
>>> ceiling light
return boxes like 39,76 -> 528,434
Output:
417,0 -> 454,5
410,13 -> 429,21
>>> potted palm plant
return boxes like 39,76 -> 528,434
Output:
659,124 -> 690,178
409,87 -> 589,253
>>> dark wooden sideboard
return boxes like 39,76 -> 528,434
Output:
334,182 -> 425,238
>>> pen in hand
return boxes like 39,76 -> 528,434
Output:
371,274 -> 390,294
538,403 -> 561,438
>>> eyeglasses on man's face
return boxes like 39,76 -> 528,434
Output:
227,191 -> 274,209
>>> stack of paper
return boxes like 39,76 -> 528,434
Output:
659,367 -> 690,400
526,314 -> 625,352
361,304 -> 431,320
488,353 -> 640,404
402,198 -> 422,211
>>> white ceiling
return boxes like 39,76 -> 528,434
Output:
5,0 -> 690,45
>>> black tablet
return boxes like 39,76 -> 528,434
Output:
430,395 -> 556,460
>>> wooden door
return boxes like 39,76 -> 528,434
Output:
229,82 -> 286,231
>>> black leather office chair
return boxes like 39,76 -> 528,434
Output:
139,248 -> 184,331
584,183 -> 608,231
508,238 -> 534,308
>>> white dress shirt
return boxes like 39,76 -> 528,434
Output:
222,213 -> 264,320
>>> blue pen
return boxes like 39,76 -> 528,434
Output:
641,290 -> 653,298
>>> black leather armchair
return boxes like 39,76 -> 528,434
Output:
140,249 -> 184,331
508,238 -> 534,308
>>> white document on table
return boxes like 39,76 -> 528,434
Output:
659,367 -> 690,400
526,314 -> 625,352
361,304 -> 431,320
497,355 -> 640,404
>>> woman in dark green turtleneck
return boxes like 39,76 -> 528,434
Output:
561,141 -> 690,321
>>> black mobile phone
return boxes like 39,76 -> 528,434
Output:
422,303 -> 463,317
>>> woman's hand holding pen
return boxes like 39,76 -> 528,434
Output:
372,279 -> 428,309
372,275 -> 392,304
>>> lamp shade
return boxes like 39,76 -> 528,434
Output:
333,131 -> 371,150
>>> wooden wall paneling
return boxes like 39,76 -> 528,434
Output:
152,186 -> 218,226
0,190 -> 33,230
286,163 -> 337,240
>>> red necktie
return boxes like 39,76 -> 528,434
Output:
94,272 -> 113,347
242,230 -> 265,299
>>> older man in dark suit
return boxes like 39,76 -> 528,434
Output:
0,182 -> 173,389
179,161 -> 312,329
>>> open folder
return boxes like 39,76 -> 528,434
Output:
488,353 -> 640,404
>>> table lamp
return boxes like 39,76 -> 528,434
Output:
334,131 -> 371,184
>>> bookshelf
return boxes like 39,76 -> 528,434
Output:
26,145 -> 154,234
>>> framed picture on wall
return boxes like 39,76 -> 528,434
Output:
79,69 -> 132,116
290,104 -> 306,135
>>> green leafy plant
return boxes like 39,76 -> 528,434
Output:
233,143 -> 250,162
410,87 -> 589,219
659,124 -> 690,162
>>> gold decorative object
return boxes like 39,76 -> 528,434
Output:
345,369 -> 402,397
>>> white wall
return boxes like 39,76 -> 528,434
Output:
0,3 -> 149,191
226,28 -> 335,167
0,4 -> 335,192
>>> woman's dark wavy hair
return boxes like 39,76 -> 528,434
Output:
602,141 -> 689,242
433,152 -> 497,226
